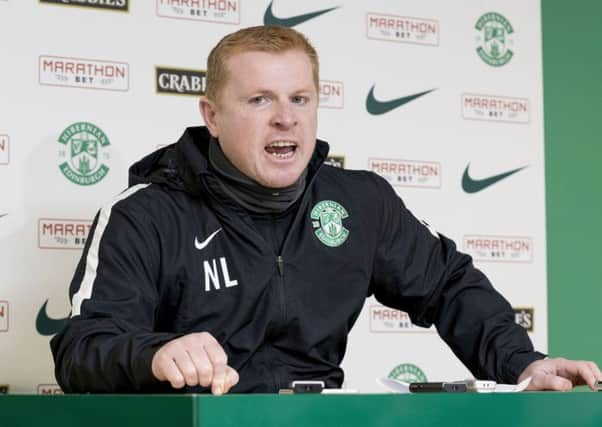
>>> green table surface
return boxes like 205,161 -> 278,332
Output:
1,391 -> 601,427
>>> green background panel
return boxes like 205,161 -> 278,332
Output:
542,0 -> 602,363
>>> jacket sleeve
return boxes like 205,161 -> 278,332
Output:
369,175 -> 545,383
50,192 -> 181,392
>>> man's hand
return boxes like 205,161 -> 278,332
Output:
151,332 -> 239,395
518,357 -> 602,391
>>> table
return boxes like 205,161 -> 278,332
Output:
1,391 -> 601,427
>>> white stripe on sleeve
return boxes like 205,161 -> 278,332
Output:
71,183 -> 151,317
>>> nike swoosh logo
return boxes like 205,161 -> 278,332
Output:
0,213 -> 7,219
263,1 -> 339,27
195,228 -> 222,250
366,86 -> 436,115
462,163 -> 528,194
36,300 -> 69,336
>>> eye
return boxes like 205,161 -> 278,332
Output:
249,95 -> 268,105
291,95 -> 308,105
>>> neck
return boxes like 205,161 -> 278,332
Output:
207,138 -> 307,214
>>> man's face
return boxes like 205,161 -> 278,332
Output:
201,49 -> 318,189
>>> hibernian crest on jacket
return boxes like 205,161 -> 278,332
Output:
310,200 -> 349,247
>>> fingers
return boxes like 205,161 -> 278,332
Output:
522,358 -> 602,391
152,352 -> 186,389
187,347 -> 214,388
203,337 -> 229,395
151,332 -> 239,394
561,360 -> 602,390
588,361 -> 602,388
173,350 -> 204,387
529,372 -> 572,391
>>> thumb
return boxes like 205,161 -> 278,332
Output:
223,366 -> 240,393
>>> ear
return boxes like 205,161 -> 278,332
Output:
199,96 -> 219,138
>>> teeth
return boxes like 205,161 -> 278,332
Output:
267,141 -> 296,147
270,151 -> 294,159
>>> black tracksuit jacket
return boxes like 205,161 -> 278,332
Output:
51,126 -> 544,393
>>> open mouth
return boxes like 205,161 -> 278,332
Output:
265,141 -> 297,159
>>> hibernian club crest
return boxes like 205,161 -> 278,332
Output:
475,12 -> 514,67
388,363 -> 428,383
310,200 -> 349,247
57,122 -> 111,186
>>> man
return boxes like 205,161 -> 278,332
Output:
51,26 -> 601,395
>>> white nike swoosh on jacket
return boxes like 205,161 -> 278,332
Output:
194,228 -> 222,250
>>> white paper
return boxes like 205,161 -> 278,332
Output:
494,376 -> 531,393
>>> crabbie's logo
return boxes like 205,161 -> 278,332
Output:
369,305 -> 435,333
366,12 -> 439,46
388,363 -> 427,382
513,307 -> 534,332
0,301 -> 8,332
40,0 -> 128,12
57,122 -> 111,186
319,80 -> 344,109
156,67 -> 206,96
462,93 -> 529,124
463,235 -> 533,263
368,158 -> 441,188
39,56 -> 129,92
0,134 -> 9,165
324,155 -> 345,169
475,12 -> 514,67
37,384 -> 64,395
156,0 -> 240,24
38,218 -> 92,250
310,200 -> 349,247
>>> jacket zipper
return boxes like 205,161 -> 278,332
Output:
276,255 -> 286,326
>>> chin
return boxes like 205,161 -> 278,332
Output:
260,171 -> 303,189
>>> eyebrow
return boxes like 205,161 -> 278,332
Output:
241,88 -> 314,99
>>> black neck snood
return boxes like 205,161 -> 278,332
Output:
207,138 -> 307,214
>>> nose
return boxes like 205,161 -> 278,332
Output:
270,100 -> 297,129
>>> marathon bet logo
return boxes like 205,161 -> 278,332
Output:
513,307 -> 534,332
324,155 -> 345,169
57,122 -> 111,185
157,0 -> 240,25
463,235 -> 533,263
37,384 -> 64,395
368,158 -> 441,188
388,363 -> 427,382
367,12 -> 439,46
0,134 -> 8,165
462,93 -> 529,124
38,218 -> 92,250
310,200 -> 349,247
40,0 -> 128,12
156,66 -> 206,96
0,301 -> 8,332
319,80 -> 344,109
475,12 -> 514,67
370,305 -> 435,333
39,55 -> 129,92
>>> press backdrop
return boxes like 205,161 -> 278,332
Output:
0,0 -> 547,393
